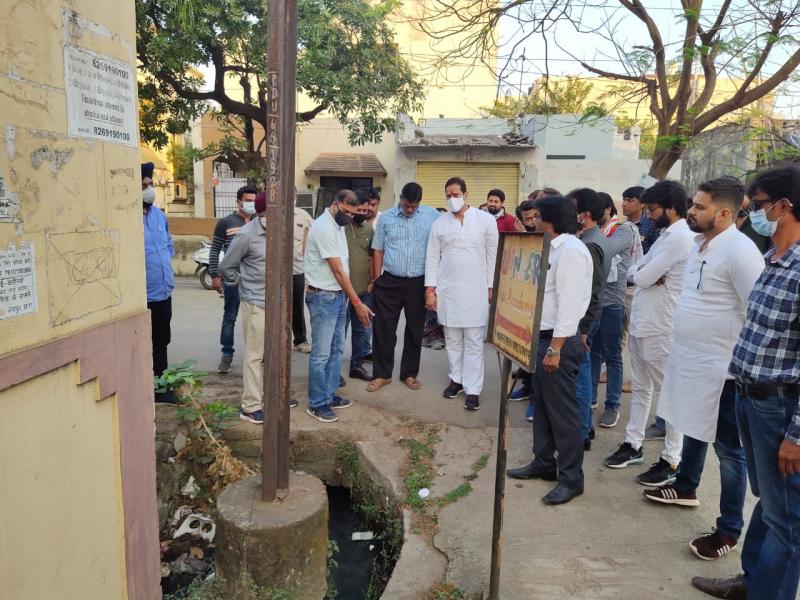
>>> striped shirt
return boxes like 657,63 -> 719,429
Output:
730,241 -> 800,444
372,205 -> 440,278
209,212 -> 247,278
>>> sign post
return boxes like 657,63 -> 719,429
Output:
261,0 -> 297,503
485,232 -> 550,599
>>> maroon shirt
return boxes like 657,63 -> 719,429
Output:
495,212 -> 518,232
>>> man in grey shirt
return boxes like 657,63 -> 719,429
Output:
220,191 -> 269,424
591,207 -> 639,428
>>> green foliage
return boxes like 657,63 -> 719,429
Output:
167,141 -> 195,181
155,359 -> 208,395
436,483 -> 472,508
482,76 -> 594,118
423,582 -> 467,600
325,540 -> 339,600
165,577 -> 292,600
137,0 -> 423,148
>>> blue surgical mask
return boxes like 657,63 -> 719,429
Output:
749,206 -> 778,237
242,201 -> 256,215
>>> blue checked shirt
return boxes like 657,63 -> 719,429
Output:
730,241 -> 800,444
372,205 -> 440,278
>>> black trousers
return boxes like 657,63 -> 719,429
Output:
147,297 -> 172,378
371,273 -> 426,380
530,334 -> 584,489
292,273 -> 307,345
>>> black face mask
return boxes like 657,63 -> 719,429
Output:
352,214 -> 366,225
334,209 -> 353,226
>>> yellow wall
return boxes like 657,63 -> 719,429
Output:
0,363 -> 127,600
0,0 -> 145,353
1,1 -> 147,598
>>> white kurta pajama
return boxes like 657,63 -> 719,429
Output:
658,225 -> 764,443
425,207 -> 499,395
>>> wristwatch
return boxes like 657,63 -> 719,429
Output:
546,346 -> 560,357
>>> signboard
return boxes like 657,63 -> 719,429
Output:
64,46 -> 137,147
486,232 -> 550,371
0,243 -> 38,320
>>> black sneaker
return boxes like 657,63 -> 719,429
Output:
217,355 -> 233,373
643,485 -> 700,507
330,395 -> 353,410
604,442 -> 644,469
289,398 -> 298,408
636,458 -> 678,487
464,395 -> 479,410
442,380 -> 464,398
240,409 -> 264,424
645,422 -> 667,440
690,529 -> 738,561
306,406 -> 339,423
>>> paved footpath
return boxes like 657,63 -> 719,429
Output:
172,277 -> 759,599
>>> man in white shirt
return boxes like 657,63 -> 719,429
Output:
425,177 -> 499,411
604,180 -> 694,474
507,195 -> 593,505
644,177 -> 764,563
304,189 -> 374,423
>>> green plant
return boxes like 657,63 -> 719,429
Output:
325,540 -> 339,600
423,582 -> 467,600
155,360 -> 208,397
436,483 -> 472,508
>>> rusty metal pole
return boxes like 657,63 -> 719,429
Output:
488,356 -> 512,599
262,0 -> 297,502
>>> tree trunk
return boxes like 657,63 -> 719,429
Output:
649,147 -> 683,180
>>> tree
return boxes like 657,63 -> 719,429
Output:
414,0 -> 800,179
481,76 -> 595,118
137,0 -> 423,167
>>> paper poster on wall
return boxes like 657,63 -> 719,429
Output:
64,46 -> 137,147
0,243 -> 38,320
0,171 -> 20,222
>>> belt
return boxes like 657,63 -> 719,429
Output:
539,329 -> 554,340
306,285 -> 341,293
735,381 -> 800,399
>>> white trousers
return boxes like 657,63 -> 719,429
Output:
625,334 -> 683,467
241,301 -> 265,413
444,326 -> 486,396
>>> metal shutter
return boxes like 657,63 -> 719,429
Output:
415,162 -> 520,210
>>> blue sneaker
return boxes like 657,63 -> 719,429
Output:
331,395 -> 353,410
306,405 -> 339,423
525,404 -> 534,422
240,409 -> 264,424
289,398 -> 298,408
509,387 -> 530,402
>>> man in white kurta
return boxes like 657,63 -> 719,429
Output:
644,177 -> 764,562
425,177 -> 499,410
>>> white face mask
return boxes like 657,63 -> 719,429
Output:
142,186 -> 156,204
446,195 -> 465,213
259,216 -> 267,227
242,201 -> 256,215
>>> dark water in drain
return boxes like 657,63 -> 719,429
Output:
327,485 -> 387,599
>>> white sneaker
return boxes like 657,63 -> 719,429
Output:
294,342 -> 311,354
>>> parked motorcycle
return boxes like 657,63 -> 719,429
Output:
191,240 -> 223,290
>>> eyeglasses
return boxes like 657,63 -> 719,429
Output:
749,197 -> 781,212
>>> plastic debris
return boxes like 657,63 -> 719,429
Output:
181,476 -> 200,499
352,531 -> 374,541
417,488 -> 430,499
173,514 -> 216,542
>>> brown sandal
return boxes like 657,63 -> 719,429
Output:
402,376 -> 421,391
367,378 -> 392,392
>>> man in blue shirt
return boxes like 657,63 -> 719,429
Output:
367,182 -> 440,393
141,162 -> 175,403
693,165 -> 800,600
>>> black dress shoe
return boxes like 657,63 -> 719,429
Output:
583,439 -> 591,451
542,483 -> 583,505
506,462 -> 558,481
349,367 -> 373,382
691,574 -> 747,600
362,353 -> 373,363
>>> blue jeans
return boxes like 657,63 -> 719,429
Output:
590,304 -> 625,411
306,290 -> 347,409
673,381 -> 747,539
737,387 -> 800,600
220,284 -> 240,357
347,292 -> 372,371
576,319 -> 599,440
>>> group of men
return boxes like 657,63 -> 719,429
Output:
142,159 -> 799,600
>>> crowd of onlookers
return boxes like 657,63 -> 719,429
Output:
141,159 -> 799,600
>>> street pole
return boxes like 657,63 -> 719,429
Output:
262,0 -> 297,502
488,356 -> 512,599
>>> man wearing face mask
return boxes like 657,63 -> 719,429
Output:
645,178 -> 762,556
303,189 -> 374,423
425,177 -> 498,410
345,190 -> 375,382
220,192 -> 270,424
694,165 -> 800,600
142,162 -> 175,403
486,188 -> 518,232
209,185 -> 257,373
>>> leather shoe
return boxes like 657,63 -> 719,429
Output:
506,462 -> 557,481
691,575 -> 747,600
349,367 -> 373,382
542,483 -> 583,505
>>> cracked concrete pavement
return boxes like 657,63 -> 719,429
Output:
172,277 -> 762,599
